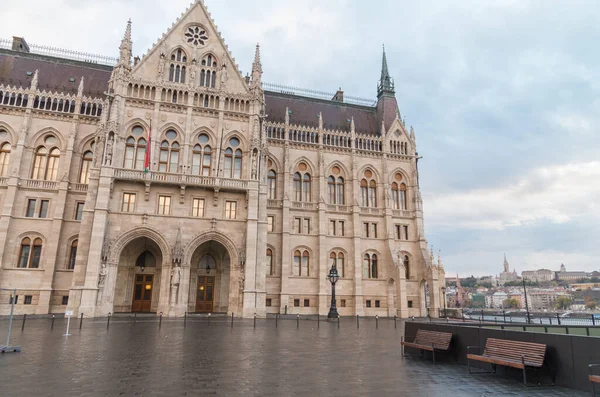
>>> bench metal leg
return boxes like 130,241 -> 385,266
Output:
432,349 -> 435,365
468,359 -> 495,374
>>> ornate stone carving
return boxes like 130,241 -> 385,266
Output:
220,59 -> 229,90
98,263 -> 108,288
104,133 -> 114,166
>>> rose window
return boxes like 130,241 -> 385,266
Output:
185,26 -> 208,47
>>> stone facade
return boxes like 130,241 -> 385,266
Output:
0,0 -> 444,318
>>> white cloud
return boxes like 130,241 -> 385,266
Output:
425,161 -> 600,230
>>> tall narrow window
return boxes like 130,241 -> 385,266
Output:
327,176 -> 345,204
200,54 -> 218,88
68,240 -> 78,270
18,237 -> 43,269
293,250 -> 310,277
79,150 -> 93,184
0,142 -> 11,176
122,193 -> 136,212
360,169 -> 377,207
75,202 -> 84,221
38,200 -> 49,218
32,143 -> 60,181
267,170 -> 276,199
192,198 -> 205,217
225,201 -> 237,219
328,176 -> 336,203
26,199 -> 36,218
293,250 -> 301,276
159,140 -> 180,172
267,216 -> 274,232
363,253 -> 378,279
302,174 -> 311,202
294,163 -> 311,202
158,195 -> 171,215
223,137 -> 242,178
192,134 -> 212,176
169,49 -> 188,83
124,126 -> 146,170
404,255 -> 410,279
18,237 -> 31,268
330,252 -> 345,278
392,173 -> 407,210
392,182 -> 400,209
400,183 -> 407,210
336,177 -> 345,204
266,248 -> 273,276
302,251 -> 310,277
293,173 -> 302,201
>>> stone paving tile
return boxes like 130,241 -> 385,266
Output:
0,318 -> 588,396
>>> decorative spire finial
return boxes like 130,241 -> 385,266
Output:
77,76 -> 84,97
118,19 -> 133,67
30,69 -> 39,91
378,44 -> 395,97
251,43 -> 262,89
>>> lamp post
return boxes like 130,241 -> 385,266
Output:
522,278 -> 531,324
441,286 -> 447,318
327,265 -> 340,319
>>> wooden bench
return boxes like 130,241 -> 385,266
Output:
589,364 -> 600,396
467,338 -> 552,386
401,329 -> 453,364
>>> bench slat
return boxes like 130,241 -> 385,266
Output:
482,338 -> 546,367
411,329 -> 452,351
590,375 -> 600,384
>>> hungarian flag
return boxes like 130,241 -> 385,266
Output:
144,121 -> 152,173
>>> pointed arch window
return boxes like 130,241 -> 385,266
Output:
293,249 -> 310,277
0,142 -> 11,176
158,129 -> 180,173
68,240 -> 78,270
223,137 -> 242,178
363,253 -> 378,279
399,183 -> 407,210
32,137 -> 60,181
328,176 -> 345,204
200,54 -> 218,88
267,170 -> 277,199
191,133 -> 212,176
266,248 -> 273,276
79,150 -> 93,184
403,255 -> 410,279
392,173 -> 408,210
330,251 -> 345,278
18,237 -> 43,268
360,170 -> 377,207
169,49 -> 188,84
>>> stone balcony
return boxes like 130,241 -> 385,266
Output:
110,168 -> 250,191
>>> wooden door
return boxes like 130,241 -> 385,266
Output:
196,276 -> 215,313
132,274 -> 153,312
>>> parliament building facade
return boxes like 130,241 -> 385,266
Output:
0,1 -> 444,318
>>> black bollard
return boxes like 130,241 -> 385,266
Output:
593,314 -> 596,326
337,315 -> 340,329
21,314 -> 26,331
357,314 -> 359,329
107,313 -> 111,329
79,313 -> 84,330
317,314 -> 320,328
285,305 -> 288,315
276,313 -> 278,328
134,312 -> 137,325
231,312 -> 234,328
253,313 -> 256,329
159,312 -> 163,328
394,315 -> 397,329
376,315 -> 379,329
557,313 -> 561,325
184,312 -> 187,327
296,314 -> 299,329
208,313 -> 211,326
51,314 -> 56,330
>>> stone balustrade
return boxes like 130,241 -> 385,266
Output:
112,168 -> 249,191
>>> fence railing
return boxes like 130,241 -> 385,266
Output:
438,308 -> 600,327
0,38 -> 117,66
263,82 -> 376,107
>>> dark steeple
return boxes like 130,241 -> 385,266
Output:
377,45 -> 395,98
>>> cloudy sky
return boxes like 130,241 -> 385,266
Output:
2,0 -> 599,277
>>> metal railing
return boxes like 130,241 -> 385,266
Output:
1,38 -> 117,66
263,82 -> 376,107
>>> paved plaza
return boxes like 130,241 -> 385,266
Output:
0,316 -> 587,396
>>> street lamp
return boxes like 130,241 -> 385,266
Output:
327,265 -> 340,319
441,286 -> 447,318
522,278 -> 531,324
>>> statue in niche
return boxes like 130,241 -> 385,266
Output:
98,263 -> 108,288
251,150 -> 258,179
220,61 -> 229,90
158,54 -> 166,79
171,265 -> 182,286
189,59 -> 197,87
104,133 -> 114,165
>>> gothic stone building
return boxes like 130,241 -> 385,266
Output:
0,1 -> 444,318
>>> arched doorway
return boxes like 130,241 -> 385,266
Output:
189,240 -> 231,313
114,237 -> 164,313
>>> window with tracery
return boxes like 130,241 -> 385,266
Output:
79,150 -> 93,184
68,240 -> 78,270
18,237 -> 43,268
169,49 -> 187,84
293,249 -> 310,277
360,169 -> 377,207
329,251 -> 345,278
200,54 -> 217,88
0,141 -> 11,176
391,173 -> 408,210
32,135 -> 60,181
293,162 -> 311,202
191,133 -> 212,176
184,26 -> 208,47
266,248 -> 273,276
124,126 -> 147,170
403,255 -> 410,279
327,176 -> 345,204
267,170 -> 277,199
159,129 -> 180,173
363,253 -> 378,279
223,137 -> 242,178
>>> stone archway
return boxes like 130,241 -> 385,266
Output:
184,231 -> 241,315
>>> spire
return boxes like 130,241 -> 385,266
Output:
251,43 -> 262,88
503,253 -> 509,273
30,69 -> 39,91
377,44 -> 395,97
118,19 -> 132,68
77,76 -> 84,97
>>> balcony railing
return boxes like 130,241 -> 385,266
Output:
291,201 -> 318,210
22,179 -> 60,191
112,168 -> 249,190
70,183 -> 88,193
267,199 -> 282,208
392,209 -> 415,218
326,204 -> 351,213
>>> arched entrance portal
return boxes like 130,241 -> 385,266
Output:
189,240 -> 231,313
114,237 -> 164,313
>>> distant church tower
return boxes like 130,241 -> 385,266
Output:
503,254 -> 510,273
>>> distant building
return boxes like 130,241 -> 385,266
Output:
526,291 -> 568,310
507,293 -> 523,309
498,254 -> 519,285
522,269 -> 554,282
491,291 -> 508,308
555,264 -> 587,281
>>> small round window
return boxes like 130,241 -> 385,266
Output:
132,126 -> 144,136
229,137 -> 240,147
44,136 -> 57,145
166,130 -> 177,140
198,134 -> 209,144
